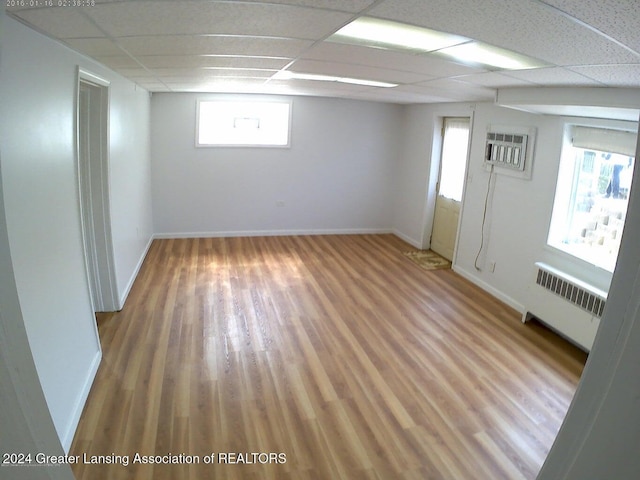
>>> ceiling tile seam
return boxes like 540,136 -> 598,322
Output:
207,0 -> 375,15
265,0 -> 388,84
499,69 -> 603,88
292,59 -> 443,83
449,73 -> 540,88
100,54 -> 294,61
563,66 -> 631,86
535,0 -> 640,60
75,8 -> 173,91
98,33 -> 319,42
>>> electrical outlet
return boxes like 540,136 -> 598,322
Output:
489,261 -> 496,273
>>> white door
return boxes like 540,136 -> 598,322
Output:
431,118 -> 470,261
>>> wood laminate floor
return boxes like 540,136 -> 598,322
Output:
70,234 -> 587,480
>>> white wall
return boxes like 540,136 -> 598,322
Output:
538,114 -> 640,479
453,103 -> 565,309
110,79 -> 154,306
0,150 -> 73,479
395,101 -> 636,313
0,15 -> 153,451
455,104 -> 639,308
151,93 -> 402,237
392,102 -> 475,247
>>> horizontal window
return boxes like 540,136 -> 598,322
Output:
547,125 -> 637,272
196,100 -> 291,147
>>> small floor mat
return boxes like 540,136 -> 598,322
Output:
403,250 -> 452,271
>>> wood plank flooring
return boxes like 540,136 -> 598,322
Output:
70,234 -> 587,480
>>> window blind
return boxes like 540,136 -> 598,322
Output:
571,126 -> 637,157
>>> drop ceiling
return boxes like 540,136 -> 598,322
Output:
6,0 -> 640,104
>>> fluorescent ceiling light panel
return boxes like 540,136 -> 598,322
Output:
330,17 -> 469,53
438,42 -> 549,70
274,71 -> 397,88
329,17 -> 548,71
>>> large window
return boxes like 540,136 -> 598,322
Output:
197,100 -> 291,147
548,125 -> 636,272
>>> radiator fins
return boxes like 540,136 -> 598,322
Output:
535,268 -> 606,318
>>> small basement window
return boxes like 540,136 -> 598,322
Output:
196,100 -> 291,147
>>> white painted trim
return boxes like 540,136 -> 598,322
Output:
452,264 -> 525,313
118,236 -> 154,310
76,66 -> 119,313
420,105 -> 476,253
60,349 -> 101,454
392,229 -> 422,249
77,68 -> 110,88
153,228 -> 393,239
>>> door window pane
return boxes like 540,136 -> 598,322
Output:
440,118 -> 470,201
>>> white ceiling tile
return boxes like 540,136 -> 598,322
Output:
135,55 -> 290,70
381,85 -> 463,103
155,69 -> 276,81
233,0 -> 376,12
303,42 -> 484,78
414,78 -> 496,102
369,0 -> 640,66
452,72 -> 537,88
289,59 -> 432,84
117,35 -> 313,57
503,67 -> 604,86
64,38 -> 124,56
11,8 -> 105,38
567,65 -> 640,87
84,1 -> 352,39
163,78 -> 271,93
540,0 -> 640,55
264,78 -> 372,97
133,81 -> 170,92
95,55 -> 142,69
112,68 -> 158,78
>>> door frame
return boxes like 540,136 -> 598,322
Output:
420,110 -> 475,265
76,67 -> 119,313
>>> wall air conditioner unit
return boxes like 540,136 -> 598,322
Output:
485,132 -> 527,171
523,262 -> 606,351
484,125 -> 536,179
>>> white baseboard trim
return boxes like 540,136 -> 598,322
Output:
391,229 -> 422,249
153,228 -> 393,239
61,349 -> 102,453
453,265 -> 525,314
118,236 -> 154,309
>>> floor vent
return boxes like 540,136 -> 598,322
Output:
535,264 -> 606,318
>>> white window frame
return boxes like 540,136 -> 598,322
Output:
196,98 -> 292,148
547,122 -> 637,273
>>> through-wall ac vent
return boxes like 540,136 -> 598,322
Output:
485,131 -> 528,171
534,263 -> 607,318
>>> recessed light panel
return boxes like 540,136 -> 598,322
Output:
438,42 -> 549,70
329,17 -> 469,53
329,17 -> 548,71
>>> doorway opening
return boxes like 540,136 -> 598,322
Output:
77,68 -> 119,312
430,117 -> 471,261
